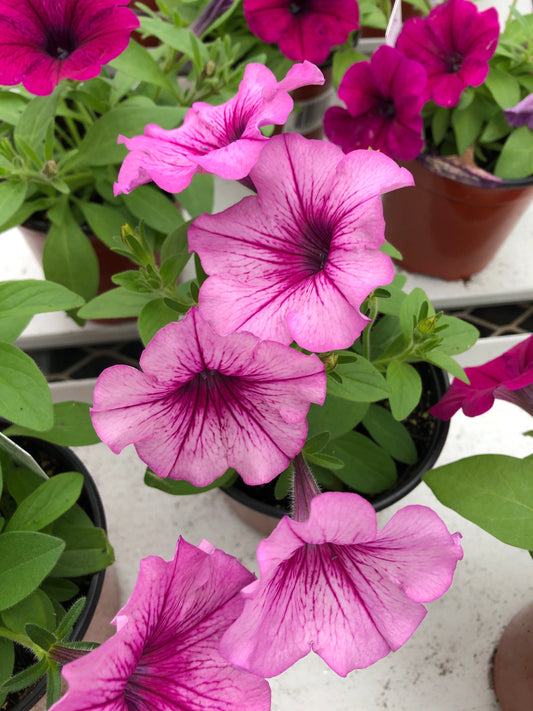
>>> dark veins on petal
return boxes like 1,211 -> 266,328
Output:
301,217 -> 333,275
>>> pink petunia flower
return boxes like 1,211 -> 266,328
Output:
90,307 -> 326,486
189,132 -> 413,353
430,334 -> 533,420
0,0 -> 139,96
220,492 -> 463,677
395,0 -> 499,108
504,93 -> 533,130
113,61 -> 324,195
50,538 -> 271,711
323,45 -> 427,161
243,0 -> 359,65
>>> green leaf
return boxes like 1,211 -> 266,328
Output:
0,637 -> 14,706
72,104 -> 186,168
78,286 -> 157,319
0,531 -> 65,610
144,466 -> 237,495
176,174 -> 214,218
332,48 -> 366,90
123,185 -> 183,234
14,92 -> 59,161
0,181 -> 27,228
0,92 -> 28,124
109,39 -> 176,91
306,396 -> 368,441
399,288 -> 434,342
362,404 -> 418,464
2,589 -> 56,635
138,18 -> 208,63
327,357 -> 390,402
138,298 -> 180,346
451,99 -> 485,156
479,111 -> 512,143
0,280 -> 84,320
274,465 -> 293,500
41,578 -> 79,603
431,106 -> 451,146
78,201 -> 129,249
0,343 -> 53,430
424,455 -> 533,549
305,451 -> 345,470
160,220 -> 191,266
25,624 -> 56,651
386,361 -> 422,420
4,401 -> 100,447
432,315 -> 479,355
485,66 -> 522,108
424,350 -> 468,382
494,126 -> 533,179
43,204 -> 98,302
0,314 -> 31,345
5,472 -> 83,533
324,431 -> 397,494
50,525 -> 114,577
54,597 -> 85,640
0,657 -> 48,695
0,433 -> 47,482
46,660 -> 62,708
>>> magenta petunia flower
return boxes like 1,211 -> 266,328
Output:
113,61 -> 324,195
430,334 -> 533,420
220,492 -> 463,677
323,45 -> 426,161
395,0 -> 499,108
243,0 -> 359,65
90,307 -> 326,486
504,93 -> 533,130
0,0 -> 139,96
50,538 -> 271,711
189,133 -> 413,353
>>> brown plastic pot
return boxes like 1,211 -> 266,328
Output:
492,601 -> 533,711
382,158 -> 533,281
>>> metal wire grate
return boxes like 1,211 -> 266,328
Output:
26,300 -> 533,382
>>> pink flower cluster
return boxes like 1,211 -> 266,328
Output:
324,0 -> 500,161
22,10 -> 463,707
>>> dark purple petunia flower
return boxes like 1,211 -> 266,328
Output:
504,93 -> 533,130
0,0 -> 139,96
430,334 -> 533,420
396,0 -> 499,108
50,538 -> 271,711
220,492 -> 463,677
243,0 -> 359,65
189,133 -> 413,353
323,45 -> 426,161
90,307 -> 326,487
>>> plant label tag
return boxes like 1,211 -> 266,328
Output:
386,0 -> 403,46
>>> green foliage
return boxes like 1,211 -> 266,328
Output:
425,455 -> 533,549
0,435 -> 114,696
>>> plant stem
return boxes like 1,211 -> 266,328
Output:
363,295 -> 380,362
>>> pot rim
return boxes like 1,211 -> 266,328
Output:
222,363 -> 450,519
3,436 -> 107,711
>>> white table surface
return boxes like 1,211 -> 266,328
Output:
67,393 -> 532,711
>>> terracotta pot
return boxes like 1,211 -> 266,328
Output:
492,601 -> 533,711
222,363 -> 450,536
3,437 -> 119,711
383,158 -> 533,281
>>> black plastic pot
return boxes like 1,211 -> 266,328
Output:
222,363 -> 450,534
4,437 -> 107,711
